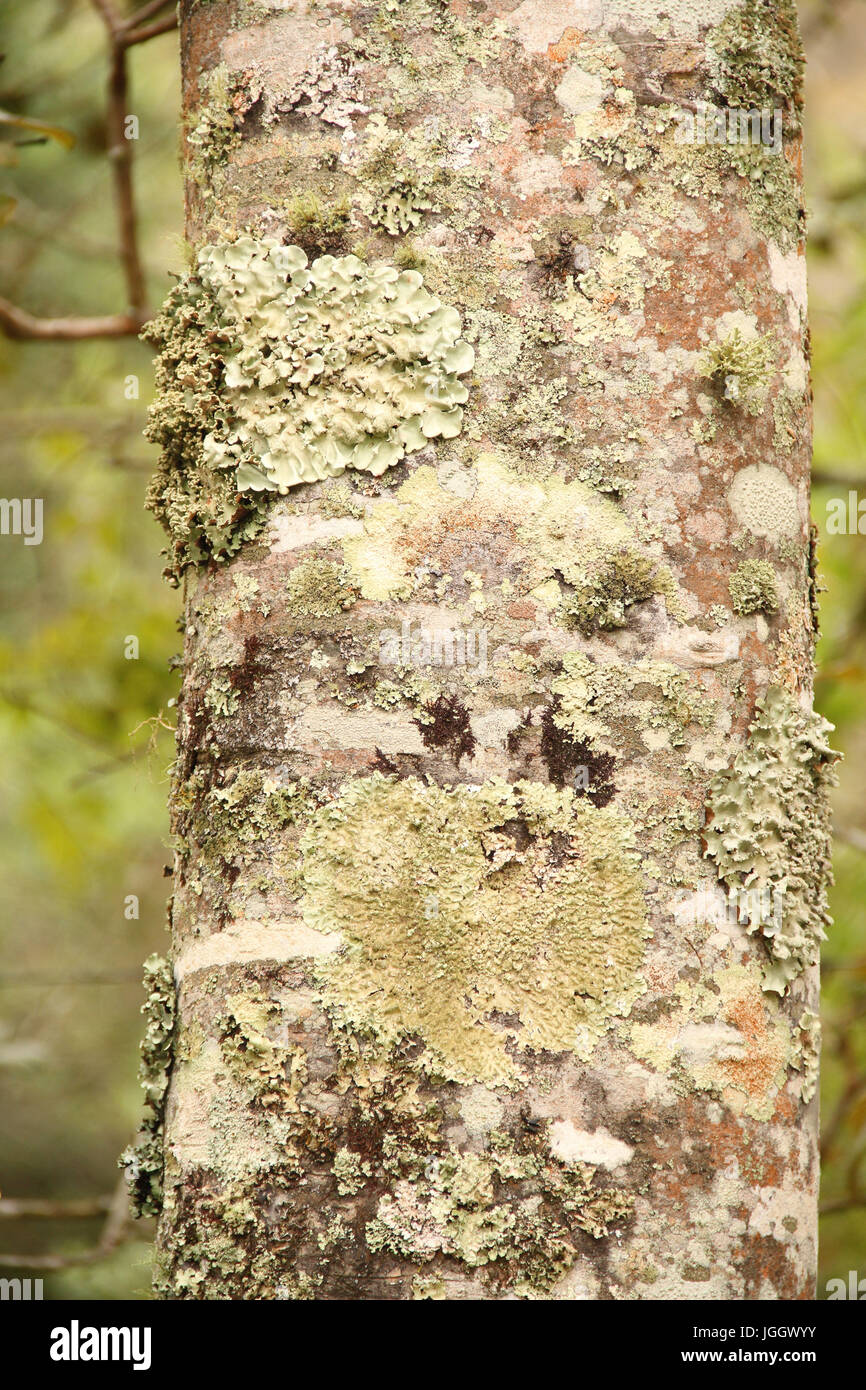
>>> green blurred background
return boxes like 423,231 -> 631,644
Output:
0,0 -> 863,1298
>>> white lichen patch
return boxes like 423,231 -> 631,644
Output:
727,464 -> 801,539
548,1121 -> 634,1170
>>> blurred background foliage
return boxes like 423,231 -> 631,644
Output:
0,0 -> 863,1298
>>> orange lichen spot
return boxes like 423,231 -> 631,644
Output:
547,28 -> 586,64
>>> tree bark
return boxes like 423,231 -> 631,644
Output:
138,0 -> 835,1300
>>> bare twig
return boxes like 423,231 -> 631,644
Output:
0,0 -> 177,340
0,296 -> 146,340
0,1178 -> 135,1271
124,13 -> 179,47
0,1197 -> 113,1220
90,0 -> 148,317
121,0 -> 176,33
812,466 -> 866,488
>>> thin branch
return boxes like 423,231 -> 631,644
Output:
123,13 -> 178,47
0,1178 -> 135,1271
0,971 -> 141,987
812,466 -> 866,488
90,1 -> 148,316
0,1197 -> 113,1220
819,1196 -> 866,1216
0,296 -> 145,340
0,0 -> 164,341
121,0 -> 175,32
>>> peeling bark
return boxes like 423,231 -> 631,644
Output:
138,0 -> 835,1300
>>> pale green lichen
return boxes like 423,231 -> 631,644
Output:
353,113 -> 437,234
173,768 -> 314,863
120,954 -> 176,1217
196,234 -> 474,491
699,327 -> 776,415
551,651 -> 714,755
142,278 -> 271,584
144,234 -> 474,578
332,1147 -> 372,1197
300,774 -> 649,1084
791,1009 -> 820,1104
704,687 -> 839,994
204,672 -> 240,719
285,191 -> 353,260
560,549 -> 660,634
187,64 -> 253,187
729,558 -> 779,615
218,991 -> 307,1110
339,453 -> 681,628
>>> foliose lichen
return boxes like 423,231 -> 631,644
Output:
142,277 -> 271,585
729,558 -> 780,615
707,0 -> 805,127
699,326 -> 776,415
120,954 -> 176,1217
144,234 -> 474,579
366,1137 -> 633,1289
195,234 -> 473,491
703,687 -> 839,994
560,548 -> 659,634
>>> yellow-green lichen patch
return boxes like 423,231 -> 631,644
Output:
218,990 -> 307,1111
629,961 -> 793,1121
143,277 -> 271,585
173,768 -> 315,862
559,549 -> 660,635
703,686 -> 839,994
285,555 -> 358,618
365,1139 -> 633,1289
187,63 -> 258,190
339,453 -> 679,629
729,558 -> 779,616
299,775 -> 649,1084
551,652 -> 715,756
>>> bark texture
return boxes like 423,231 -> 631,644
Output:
137,0 -> 836,1300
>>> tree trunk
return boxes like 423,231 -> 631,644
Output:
136,0 -> 835,1300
